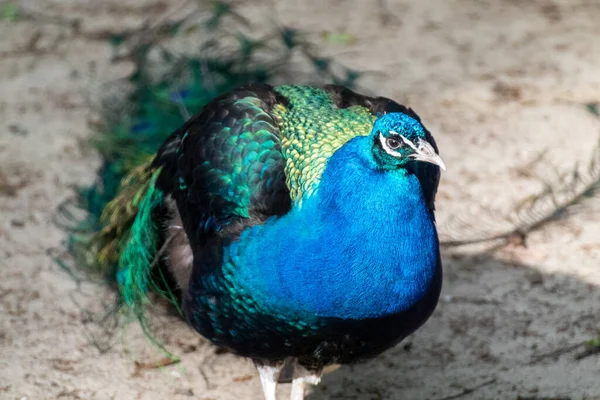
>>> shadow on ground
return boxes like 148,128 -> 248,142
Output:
303,250 -> 600,400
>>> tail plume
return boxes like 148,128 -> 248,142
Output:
113,168 -> 180,357
116,168 -> 164,312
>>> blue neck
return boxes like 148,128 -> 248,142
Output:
230,136 -> 440,320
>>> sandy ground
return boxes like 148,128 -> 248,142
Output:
2,0 -> 600,399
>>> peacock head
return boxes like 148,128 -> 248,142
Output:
370,112 -> 446,171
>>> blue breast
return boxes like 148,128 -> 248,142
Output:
228,136 -> 440,321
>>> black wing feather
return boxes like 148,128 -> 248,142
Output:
152,84 -> 291,249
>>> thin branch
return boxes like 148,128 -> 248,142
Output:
441,137 -> 600,249
435,378 -> 497,400
527,342 -> 585,365
133,357 -> 180,375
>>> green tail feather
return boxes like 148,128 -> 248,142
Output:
114,169 -> 180,358
115,167 -> 182,315
116,168 -> 163,310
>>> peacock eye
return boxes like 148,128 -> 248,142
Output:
386,138 -> 402,150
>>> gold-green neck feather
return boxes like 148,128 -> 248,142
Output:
272,85 -> 377,201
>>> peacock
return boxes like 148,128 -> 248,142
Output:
95,83 -> 446,400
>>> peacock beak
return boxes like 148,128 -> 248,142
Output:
409,138 -> 446,171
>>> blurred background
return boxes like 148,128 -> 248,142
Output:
1,0 -> 600,399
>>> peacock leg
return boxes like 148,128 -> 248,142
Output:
289,361 -> 322,400
255,361 -> 284,400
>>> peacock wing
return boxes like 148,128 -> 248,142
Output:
152,84 -> 292,245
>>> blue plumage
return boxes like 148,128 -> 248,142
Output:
231,136 -> 439,320
110,84 -> 445,399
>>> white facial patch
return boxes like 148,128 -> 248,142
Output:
379,131 -> 414,157
392,131 -> 419,152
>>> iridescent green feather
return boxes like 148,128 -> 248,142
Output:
116,169 -> 164,306
99,166 -> 179,356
